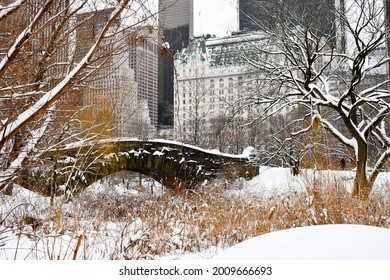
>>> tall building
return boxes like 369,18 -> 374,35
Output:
385,0 -> 390,67
76,9 -> 159,138
128,29 -> 159,133
173,32 -> 275,150
239,0 -> 260,32
75,9 -> 136,138
0,0 -> 72,118
239,0 -> 337,36
173,1 -> 388,148
159,0 -> 194,32
158,0 -> 194,129
0,0 -> 71,89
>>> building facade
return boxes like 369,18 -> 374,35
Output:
239,0 -> 338,35
173,32 -> 274,151
159,0 -> 194,32
158,0 -> 194,129
128,30 -> 159,136
0,0 -> 73,125
76,9 -> 159,138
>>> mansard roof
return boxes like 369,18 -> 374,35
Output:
174,31 -> 270,67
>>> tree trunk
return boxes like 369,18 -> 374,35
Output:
352,142 -> 372,200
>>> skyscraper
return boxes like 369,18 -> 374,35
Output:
75,9 -> 137,138
386,0 -> 390,63
158,0 -> 194,129
75,9 -> 159,138
159,0 -> 194,32
239,0 -> 337,36
128,30 -> 159,133
239,0 -> 260,32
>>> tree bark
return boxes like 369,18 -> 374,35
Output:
352,141 -> 371,200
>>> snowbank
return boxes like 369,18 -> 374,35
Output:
214,224 -> 390,259
230,166 -> 390,198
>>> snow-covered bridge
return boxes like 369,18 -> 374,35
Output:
26,139 -> 259,194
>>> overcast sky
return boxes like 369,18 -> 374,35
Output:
193,0 -> 239,37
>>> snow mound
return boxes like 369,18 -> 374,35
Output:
242,146 -> 257,160
214,224 -> 390,260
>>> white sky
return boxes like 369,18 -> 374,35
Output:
78,0 -> 239,37
193,0 -> 239,37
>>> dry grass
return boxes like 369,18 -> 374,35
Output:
71,177 -> 390,259
2,173 -> 390,259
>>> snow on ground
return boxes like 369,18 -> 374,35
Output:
229,166 -> 390,198
0,171 -> 166,260
214,224 -> 390,259
83,171 -> 165,197
1,167 -> 390,260
157,246 -> 223,260
214,167 -> 390,260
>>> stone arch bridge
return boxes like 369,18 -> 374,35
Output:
24,139 -> 259,194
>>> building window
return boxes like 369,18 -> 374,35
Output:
238,76 -> 243,86
219,78 -> 224,95
210,79 -> 215,95
228,77 -> 233,94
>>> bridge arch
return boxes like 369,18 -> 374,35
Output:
24,139 -> 259,195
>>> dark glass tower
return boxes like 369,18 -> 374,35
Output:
239,0 -> 337,37
158,0 -> 193,128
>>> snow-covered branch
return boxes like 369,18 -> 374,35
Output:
0,0 -> 25,20
0,0 -> 131,150
0,0 -> 55,77
0,109 -> 52,188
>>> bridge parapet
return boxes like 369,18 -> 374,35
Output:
21,139 -> 259,195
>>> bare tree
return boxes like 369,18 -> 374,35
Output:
182,72 -> 209,146
0,0 -> 159,192
244,0 -> 390,199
